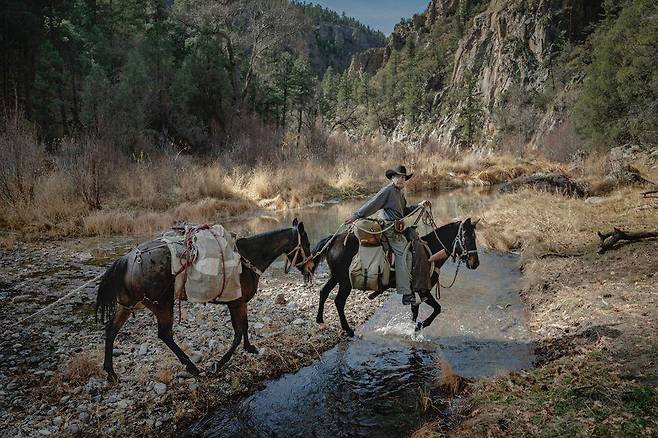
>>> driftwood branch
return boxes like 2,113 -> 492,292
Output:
539,252 -> 587,259
597,228 -> 658,254
642,190 -> 658,198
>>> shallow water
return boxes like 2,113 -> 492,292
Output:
188,189 -> 534,437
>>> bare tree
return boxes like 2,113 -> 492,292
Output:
0,112 -> 45,207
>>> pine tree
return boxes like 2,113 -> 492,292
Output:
455,70 -> 484,147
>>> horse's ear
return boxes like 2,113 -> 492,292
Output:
472,218 -> 480,227
298,221 -> 305,234
292,217 -> 299,226
465,218 -> 472,225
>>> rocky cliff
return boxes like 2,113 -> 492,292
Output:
304,22 -> 386,74
350,0 -> 604,150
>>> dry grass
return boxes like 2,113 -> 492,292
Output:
60,353 -> 101,385
477,184 -> 658,255
435,360 -> 469,397
411,420 -> 446,438
3,110 -> 646,240
454,353 -> 658,437
157,367 -> 174,384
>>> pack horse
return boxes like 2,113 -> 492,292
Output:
95,219 -> 313,382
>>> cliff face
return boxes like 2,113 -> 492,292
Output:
351,0 -> 604,149
303,22 -> 386,75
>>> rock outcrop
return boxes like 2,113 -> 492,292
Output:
303,22 -> 386,74
349,0 -> 604,148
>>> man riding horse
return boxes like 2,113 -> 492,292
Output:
344,165 -> 448,305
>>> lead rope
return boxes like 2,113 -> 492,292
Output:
9,273 -> 104,328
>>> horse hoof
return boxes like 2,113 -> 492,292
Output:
107,372 -> 119,383
316,317 -> 324,324
344,329 -> 355,338
415,322 -> 423,332
245,345 -> 259,354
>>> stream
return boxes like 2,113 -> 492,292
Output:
188,188 -> 535,437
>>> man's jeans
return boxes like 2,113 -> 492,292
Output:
384,227 -> 414,296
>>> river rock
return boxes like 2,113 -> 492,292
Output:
275,294 -> 286,305
79,412 -> 90,423
252,322 -> 264,329
154,383 -> 167,395
189,352 -> 202,363
292,318 -> 305,325
11,295 -> 30,303
67,423 -> 80,435
138,344 -> 149,355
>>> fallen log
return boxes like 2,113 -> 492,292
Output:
498,173 -> 590,198
597,228 -> 658,254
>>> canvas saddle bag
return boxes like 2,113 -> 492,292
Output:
349,219 -> 392,292
162,224 -> 242,303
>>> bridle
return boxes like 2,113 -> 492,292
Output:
450,220 -> 478,262
424,211 -> 475,263
284,226 -> 313,274
425,213 -> 478,290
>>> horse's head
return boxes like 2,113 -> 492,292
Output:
285,218 -> 314,283
457,218 -> 480,270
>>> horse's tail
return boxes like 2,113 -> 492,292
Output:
311,235 -> 334,272
95,256 -> 128,324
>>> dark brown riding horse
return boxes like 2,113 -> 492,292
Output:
95,219 -> 313,382
312,218 -> 480,336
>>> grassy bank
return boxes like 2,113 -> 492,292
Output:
412,152 -> 658,436
1,116 -> 566,241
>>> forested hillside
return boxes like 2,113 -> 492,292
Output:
322,0 -> 658,154
0,0 -> 384,152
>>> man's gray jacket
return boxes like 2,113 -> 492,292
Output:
351,183 -> 418,222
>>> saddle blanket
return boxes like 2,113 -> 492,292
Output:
161,224 -> 242,303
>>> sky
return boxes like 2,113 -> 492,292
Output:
309,0 -> 429,35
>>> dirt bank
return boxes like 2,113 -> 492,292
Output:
0,238 -> 388,436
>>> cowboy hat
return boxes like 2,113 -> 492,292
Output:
385,165 -> 413,180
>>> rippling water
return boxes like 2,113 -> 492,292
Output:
188,189 -> 534,437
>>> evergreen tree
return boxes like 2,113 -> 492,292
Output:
574,0 -> 658,147
455,70 -> 484,147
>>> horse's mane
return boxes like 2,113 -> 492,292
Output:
236,227 -> 292,244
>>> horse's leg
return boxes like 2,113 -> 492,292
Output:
103,307 -> 131,383
153,303 -> 200,376
411,304 -> 420,322
416,293 -> 442,331
335,280 -> 354,337
316,275 -> 338,324
242,304 -> 258,354
213,300 -> 245,372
